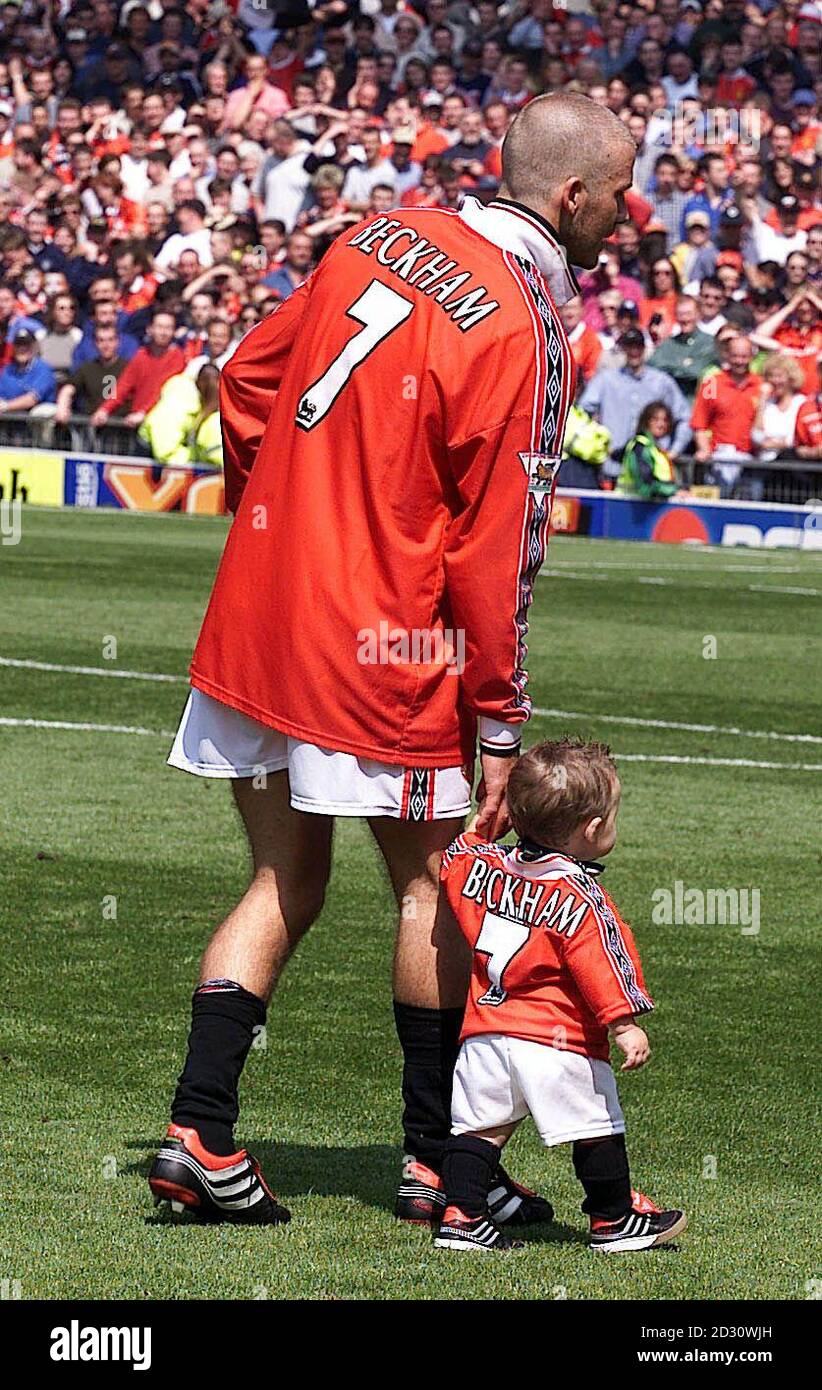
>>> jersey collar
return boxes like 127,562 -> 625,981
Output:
458,195 -> 581,307
507,838 -> 605,879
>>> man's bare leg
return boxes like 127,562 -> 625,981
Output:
167,772 -> 332,1154
369,816 -> 470,1211
199,773 -> 333,1000
368,815 -> 470,1008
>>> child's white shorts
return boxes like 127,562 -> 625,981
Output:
167,688 -> 471,820
451,1033 -> 625,1147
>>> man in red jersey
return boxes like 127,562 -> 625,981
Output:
149,93 -> 637,1229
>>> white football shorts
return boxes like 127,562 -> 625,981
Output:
167,688 -> 472,821
451,1033 -> 625,1147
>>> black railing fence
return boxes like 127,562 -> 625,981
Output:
0,412 -> 146,460
680,455 -> 822,506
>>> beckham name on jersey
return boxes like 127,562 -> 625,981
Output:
349,216 -> 501,332
461,856 -> 588,939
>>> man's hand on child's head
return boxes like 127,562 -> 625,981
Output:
609,1019 -> 650,1071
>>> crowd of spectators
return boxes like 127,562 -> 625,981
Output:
0,0 -> 819,490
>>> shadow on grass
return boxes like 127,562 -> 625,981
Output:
124,1138 -> 587,1244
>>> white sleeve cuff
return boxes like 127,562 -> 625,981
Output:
478,717 -> 524,748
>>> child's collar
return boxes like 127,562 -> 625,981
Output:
516,837 -> 606,877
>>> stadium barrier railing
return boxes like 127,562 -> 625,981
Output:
0,412 -> 143,460
0,414 -> 819,507
679,455 -> 822,506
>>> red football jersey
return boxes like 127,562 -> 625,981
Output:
441,833 -> 653,1061
795,394 -> 822,453
190,198 -> 578,768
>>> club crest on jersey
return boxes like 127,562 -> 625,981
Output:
519,452 -> 561,494
296,396 -> 317,425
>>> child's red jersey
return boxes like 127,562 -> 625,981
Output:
441,833 -> 653,1061
189,197 -> 578,768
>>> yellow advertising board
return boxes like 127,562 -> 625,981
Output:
0,450 -> 65,506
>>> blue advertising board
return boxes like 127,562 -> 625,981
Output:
553,489 -> 821,549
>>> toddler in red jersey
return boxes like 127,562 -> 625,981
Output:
435,738 -> 686,1253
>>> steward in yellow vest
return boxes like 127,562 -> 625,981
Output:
138,364 -> 223,469
616,401 -> 678,500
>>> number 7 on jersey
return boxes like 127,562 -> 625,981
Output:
475,910 -> 531,1007
295,279 -> 414,431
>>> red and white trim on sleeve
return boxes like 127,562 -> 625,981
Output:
501,249 -> 576,716
574,876 -> 654,1017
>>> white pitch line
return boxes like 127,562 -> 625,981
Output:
0,716 -> 176,737
532,706 -> 822,745
1,714 -> 819,771
746,583 -> 821,597
613,752 -> 822,772
0,656 -> 187,683
539,570 -> 820,596
542,568 -> 610,581
4,655 -> 818,747
548,559 -> 806,574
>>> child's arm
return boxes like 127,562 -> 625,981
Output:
560,891 -> 654,1029
609,1016 -> 650,1071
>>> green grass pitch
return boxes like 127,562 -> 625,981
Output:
1,507 -> 820,1300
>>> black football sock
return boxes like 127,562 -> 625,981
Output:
170,979 -> 266,1157
393,1001 -> 464,1171
572,1134 -> 632,1221
442,1135 -> 501,1219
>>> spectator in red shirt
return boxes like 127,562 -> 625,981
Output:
752,288 -> 822,396
791,168 -> 822,231
91,308 -> 185,428
401,154 -> 445,209
790,90 -> 820,164
715,39 -> 756,109
691,334 -> 765,495
112,244 -> 157,316
560,295 -> 603,385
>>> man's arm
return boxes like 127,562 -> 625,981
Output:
0,391 -> 39,413
690,381 -> 714,461
578,371 -> 603,421
55,380 -> 76,423
219,279 -> 313,513
443,407 -> 550,838
225,79 -> 264,133
562,898 -> 654,1027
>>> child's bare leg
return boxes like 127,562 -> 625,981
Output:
441,1122 -> 520,1218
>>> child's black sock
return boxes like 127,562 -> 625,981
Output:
442,1135 -> 501,1218
572,1134 -> 632,1220
170,979 -> 266,1157
393,1001 -> 464,1170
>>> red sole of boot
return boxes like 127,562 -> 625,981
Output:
149,1178 -> 200,1208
